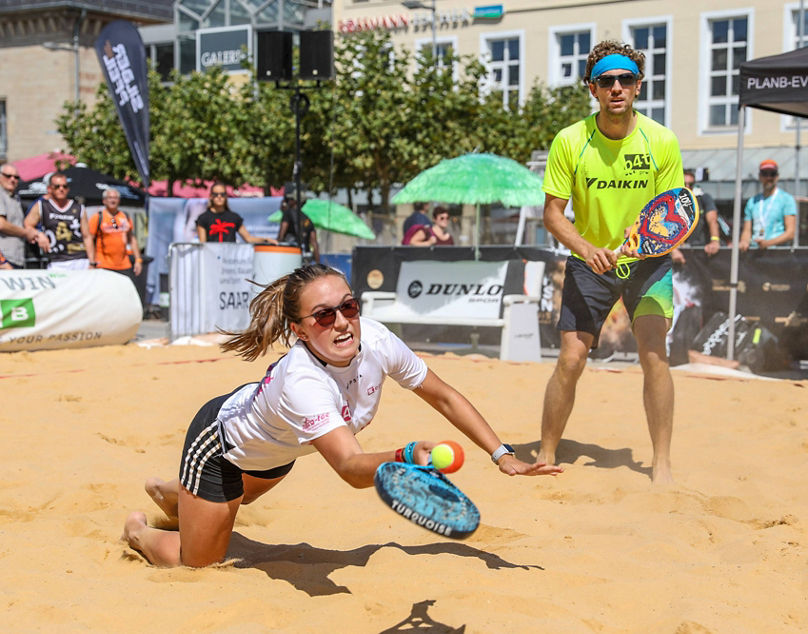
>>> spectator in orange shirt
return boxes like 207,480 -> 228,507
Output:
87,188 -> 142,282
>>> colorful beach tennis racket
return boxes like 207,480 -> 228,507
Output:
615,187 -> 700,258
374,462 -> 480,539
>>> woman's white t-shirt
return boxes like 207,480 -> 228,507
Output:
218,317 -> 428,471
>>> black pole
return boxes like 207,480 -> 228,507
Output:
290,87 -> 310,259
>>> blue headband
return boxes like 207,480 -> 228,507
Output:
590,54 -> 639,80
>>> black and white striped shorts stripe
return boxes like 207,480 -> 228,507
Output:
180,420 -> 222,497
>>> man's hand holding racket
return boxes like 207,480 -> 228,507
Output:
584,245 -> 620,274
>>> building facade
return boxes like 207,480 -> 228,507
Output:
334,0 -> 808,200
3,0 -> 807,204
0,1 -> 172,162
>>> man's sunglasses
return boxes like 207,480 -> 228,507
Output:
51,184 -> 69,190
1,172 -> 19,179
760,170 -> 778,177
593,73 -> 638,88
302,298 -> 360,327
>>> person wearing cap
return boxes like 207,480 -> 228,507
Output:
740,160 -> 796,251
539,40 -> 684,485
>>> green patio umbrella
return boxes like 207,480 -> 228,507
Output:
392,153 -> 544,256
269,199 -> 375,240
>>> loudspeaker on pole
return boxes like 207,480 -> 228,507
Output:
299,30 -> 334,80
256,30 -> 293,81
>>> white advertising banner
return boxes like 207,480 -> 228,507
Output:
200,243 -> 255,333
169,243 -> 255,338
0,269 -> 142,351
394,260 -> 507,319
201,242 -> 254,332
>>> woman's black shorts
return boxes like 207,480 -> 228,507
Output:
178,389 -> 294,503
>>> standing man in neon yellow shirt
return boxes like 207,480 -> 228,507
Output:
539,40 -> 683,484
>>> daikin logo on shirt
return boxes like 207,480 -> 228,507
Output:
585,178 -> 649,190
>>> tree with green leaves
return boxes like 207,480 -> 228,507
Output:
57,30 -> 590,208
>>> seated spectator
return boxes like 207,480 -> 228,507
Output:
740,160 -> 796,251
86,188 -> 142,282
404,206 -> 454,246
401,202 -> 432,242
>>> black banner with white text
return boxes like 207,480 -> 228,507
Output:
94,20 -> 150,187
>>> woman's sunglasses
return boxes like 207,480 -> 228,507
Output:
593,73 -> 638,88
302,298 -> 360,327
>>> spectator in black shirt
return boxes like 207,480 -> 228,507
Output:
276,195 -> 320,262
196,183 -> 276,244
672,169 -> 722,264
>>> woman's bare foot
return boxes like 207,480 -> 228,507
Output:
121,511 -> 149,546
121,511 -> 181,567
145,477 -> 179,518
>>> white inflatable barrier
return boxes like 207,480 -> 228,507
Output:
0,269 -> 142,352
169,242 -> 301,340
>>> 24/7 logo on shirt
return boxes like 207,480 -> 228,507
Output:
624,153 -> 651,171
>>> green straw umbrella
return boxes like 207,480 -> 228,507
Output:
392,153 -> 544,257
269,198 -> 375,240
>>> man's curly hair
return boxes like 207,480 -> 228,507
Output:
583,40 -> 645,84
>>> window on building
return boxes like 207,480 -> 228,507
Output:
793,6 -> 808,45
179,35 -> 197,75
706,15 -> 747,128
417,39 -> 455,74
484,35 -> 522,110
557,30 -> 590,85
630,22 -> 668,125
785,7 -> 808,128
0,100 -> 6,159
148,42 -> 175,82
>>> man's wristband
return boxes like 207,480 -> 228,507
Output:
135,257 -> 143,262
710,236 -> 720,242
394,447 -> 405,463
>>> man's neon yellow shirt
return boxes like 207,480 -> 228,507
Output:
542,111 -> 684,262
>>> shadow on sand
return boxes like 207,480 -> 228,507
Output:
516,438 -> 652,478
227,535 -> 544,597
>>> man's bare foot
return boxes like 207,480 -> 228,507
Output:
536,451 -> 556,467
145,478 -> 179,518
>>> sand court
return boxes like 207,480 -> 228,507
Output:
1,342 -> 806,632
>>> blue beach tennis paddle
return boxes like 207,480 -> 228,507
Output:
374,462 -> 480,539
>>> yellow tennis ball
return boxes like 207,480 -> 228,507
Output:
431,441 -> 464,473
